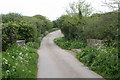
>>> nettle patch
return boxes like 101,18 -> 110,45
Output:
2,45 -> 38,78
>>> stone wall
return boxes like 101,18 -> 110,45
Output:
87,39 -> 105,46
16,40 -> 25,46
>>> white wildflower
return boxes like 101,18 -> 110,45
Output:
13,69 -> 15,71
3,58 -> 5,60
26,53 -> 28,56
12,56 -> 15,59
21,61 -> 23,63
5,59 -> 8,62
13,66 -> 16,68
15,63 -> 18,65
6,70 -> 10,73
19,56 -> 23,60
5,61 -> 8,64
19,52 -> 22,55
22,69 -> 24,72
8,64 -> 10,67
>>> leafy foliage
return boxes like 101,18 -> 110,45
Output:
56,11 -> 118,46
56,15 -> 84,40
18,23 -> 37,42
1,13 -> 53,51
84,12 -> 118,40
76,46 -> 119,79
2,45 -> 38,78
26,37 -> 42,49
1,12 -> 53,78
2,22 -> 37,50
2,22 -> 19,50
54,1 -> 119,79
66,0 -> 92,17
2,13 -> 23,23
33,15 -> 53,35
54,37 -> 86,50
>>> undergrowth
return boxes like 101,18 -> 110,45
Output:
54,37 -> 119,79
76,46 -> 119,79
54,37 -> 86,50
2,45 -> 38,79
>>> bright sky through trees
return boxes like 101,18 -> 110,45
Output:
0,0 -> 112,20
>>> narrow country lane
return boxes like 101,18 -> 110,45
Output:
37,30 -> 103,78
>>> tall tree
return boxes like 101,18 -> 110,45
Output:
103,0 -> 119,11
66,0 -> 93,17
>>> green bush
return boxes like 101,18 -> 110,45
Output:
26,42 -> 39,49
76,46 -> 119,78
1,13 -> 53,51
18,23 -> 37,42
33,15 -> 53,34
2,22 -> 37,51
84,12 -> 118,40
56,11 -> 118,46
54,37 -> 86,50
1,12 -> 53,79
2,13 -> 23,23
2,45 -> 38,78
26,37 -> 42,49
2,22 -> 19,51
57,15 -> 82,40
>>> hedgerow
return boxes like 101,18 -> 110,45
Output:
54,1 -> 119,79
1,12 -> 53,79
2,22 -> 19,51
1,13 -> 53,51
2,22 -> 37,51
55,11 -> 118,46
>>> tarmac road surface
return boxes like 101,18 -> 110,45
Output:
37,30 -> 103,78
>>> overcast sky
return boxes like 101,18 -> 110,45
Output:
0,0 -> 112,21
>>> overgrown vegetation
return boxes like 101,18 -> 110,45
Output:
1,12 -> 53,78
76,46 -> 119,79
1,0 -> 119,79
54,0 -> 119,79
55,12 -> 118,45
1,13 -> 53,51
54,37 -> 86,50
2,45 -> 38,78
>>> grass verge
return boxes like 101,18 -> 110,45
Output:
54,37 -> 86,50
